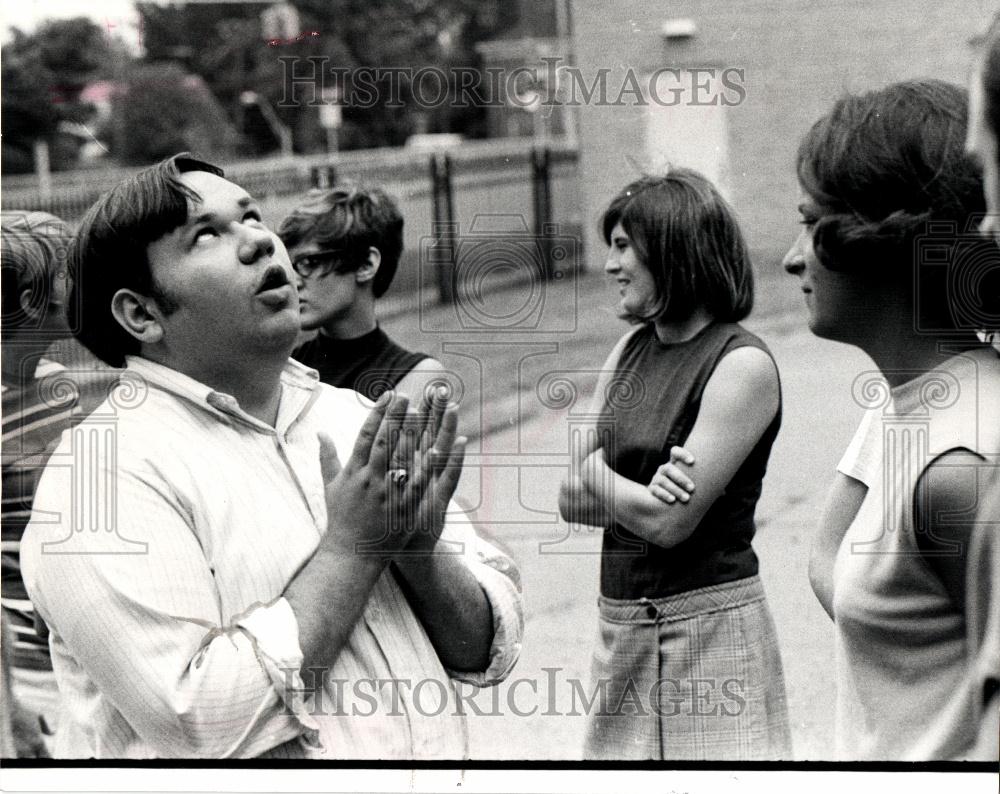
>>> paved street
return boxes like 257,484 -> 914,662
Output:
382,266 -> 874,760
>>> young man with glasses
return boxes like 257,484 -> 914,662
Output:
279,186 -> 443,402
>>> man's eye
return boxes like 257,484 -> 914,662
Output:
194,228 -> 218,243
243,211 -> 263,224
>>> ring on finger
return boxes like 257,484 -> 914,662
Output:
388,468 -> 408,486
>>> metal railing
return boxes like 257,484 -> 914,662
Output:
2,137 -> 582,305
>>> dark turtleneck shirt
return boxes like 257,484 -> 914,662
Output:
293,326 -> 430,401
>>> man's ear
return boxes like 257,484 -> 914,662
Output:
110,289 -> 165,346
355,247 -> 381,285
17,288 -> 46,324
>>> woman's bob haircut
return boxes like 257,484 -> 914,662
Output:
600,168 -> 753,324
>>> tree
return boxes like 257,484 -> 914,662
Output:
106,63 -> 240,166
134,0 -> 516,153
1,17 -> 127,172
284,0 -> 517,146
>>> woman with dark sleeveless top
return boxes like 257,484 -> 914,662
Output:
559,169 -> 791,759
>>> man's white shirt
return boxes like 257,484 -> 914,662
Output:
20,356 -> 522,759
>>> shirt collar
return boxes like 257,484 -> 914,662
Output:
124,356 -> 322,434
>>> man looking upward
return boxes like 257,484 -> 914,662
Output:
20,154 -> 522,759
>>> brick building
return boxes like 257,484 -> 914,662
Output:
570,0 -> 996,269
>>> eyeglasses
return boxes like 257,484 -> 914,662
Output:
290,249 -> 347,279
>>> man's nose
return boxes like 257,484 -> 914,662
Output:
239,226 -> 276,264
604,252 -> 619,274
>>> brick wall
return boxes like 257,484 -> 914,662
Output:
571,0 -> 996,276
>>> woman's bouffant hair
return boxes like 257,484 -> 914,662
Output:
795,79 -> 984,275
600,168 -> 753,324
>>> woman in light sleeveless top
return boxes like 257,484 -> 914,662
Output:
781,79 -> 1000,760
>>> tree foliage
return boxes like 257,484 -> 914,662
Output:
2,2 -> 533,170
107,63 -> 239,166
136,0 -> 517,152
1,17 -> 124,172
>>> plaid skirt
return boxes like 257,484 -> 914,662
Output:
583,575 -> 792,760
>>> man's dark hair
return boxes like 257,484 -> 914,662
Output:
600,168 -> 753,324
277,184 -> 404,298
68,153 -> 223,367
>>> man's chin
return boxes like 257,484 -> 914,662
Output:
259,312 -> 305,353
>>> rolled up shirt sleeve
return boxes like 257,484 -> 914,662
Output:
21,454 -> 320,759
437,510 -> 524,687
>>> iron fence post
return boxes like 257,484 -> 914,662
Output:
309,164 -> 337,189
532,146 -> 554,280
430,152 -> 456,304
